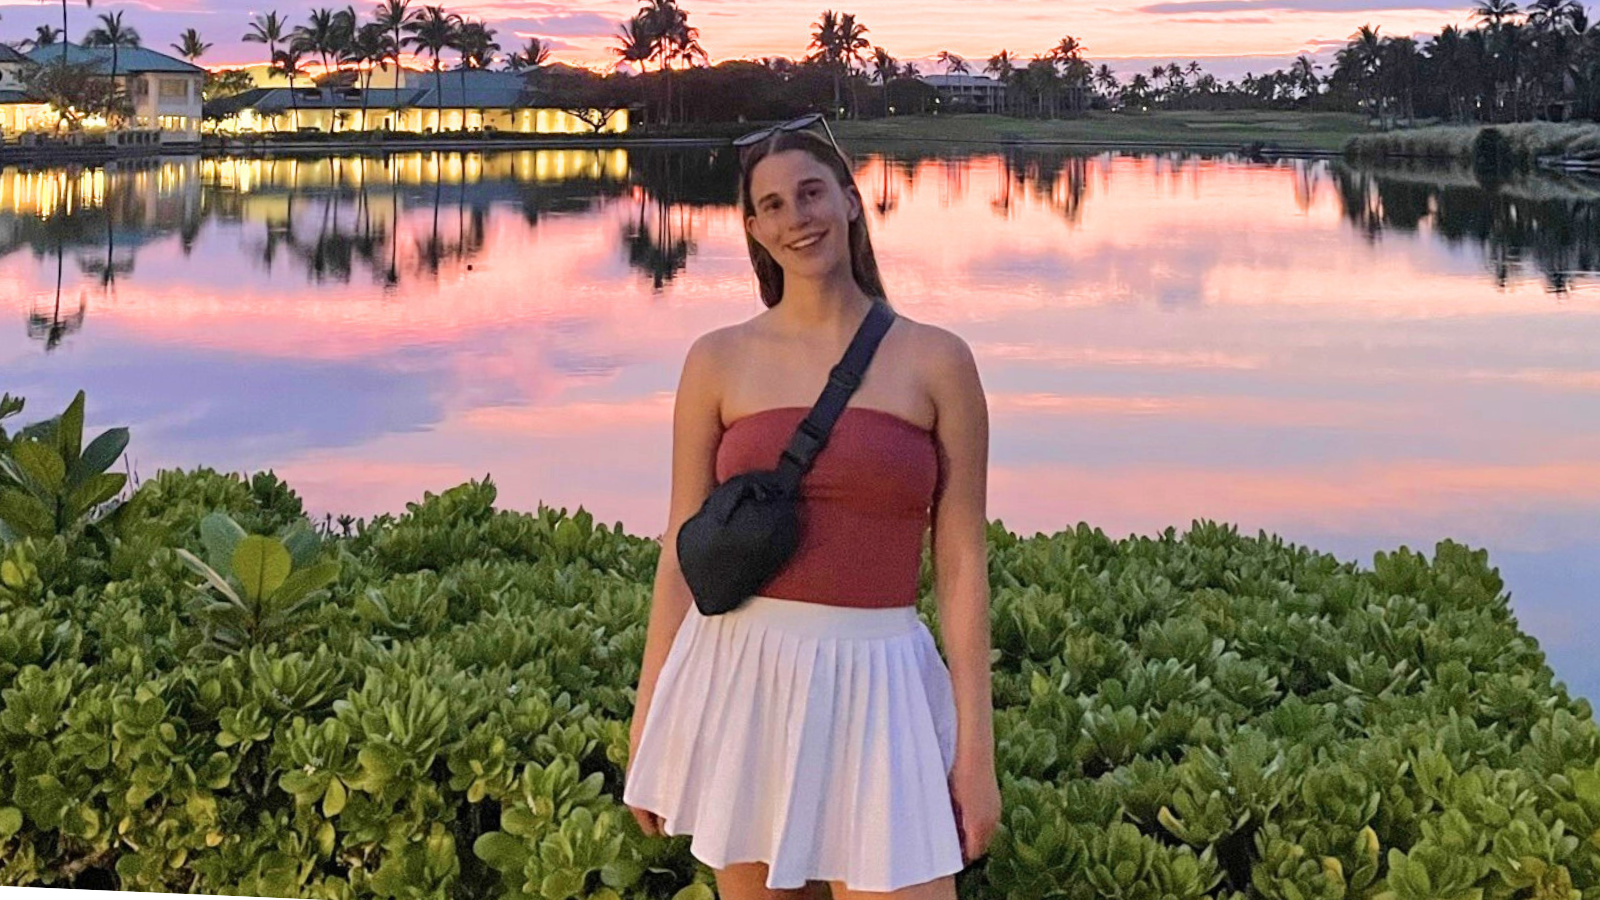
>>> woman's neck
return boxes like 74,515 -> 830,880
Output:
774,269 -> 875,337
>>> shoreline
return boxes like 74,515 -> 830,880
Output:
4,111 -> 1596,168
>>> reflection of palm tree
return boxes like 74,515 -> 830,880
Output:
992,150 -> 1017,217
28,242 -> 87,352
623,194 -> 692,290
872,153 -> 898,218
78,173 -> 138,292
386,158 -> 400,285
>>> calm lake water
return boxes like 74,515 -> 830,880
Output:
3,148 -> 1597,701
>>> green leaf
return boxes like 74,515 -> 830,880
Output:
355,742 -> 404,792
0,806 -> 22,840
175,549 -> 244,607
58,391 -> 85,466
540,869 -> 585,900
474,831 -> 530,873
272,560 -> 340,607
233,536 -> 292,605
200,513 -> 247,575
0,487 -> 53,538
669,885 -> 715,900
67,427 -> 128,491
281,522 -> 321,570
65,472 -> 125,518
323,776 -> 347,817
13,441 -> 66,494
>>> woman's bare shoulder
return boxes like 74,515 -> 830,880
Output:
896,315 -> 976,384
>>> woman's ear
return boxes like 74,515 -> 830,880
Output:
846,185 -> 863,222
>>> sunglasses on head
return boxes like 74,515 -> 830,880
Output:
733,113 -> 845,162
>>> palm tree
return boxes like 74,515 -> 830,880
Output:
1128,72 -> 1151,108
1341,23 -> 1387,124
611,15 -> 653,87
343,22 -> 393,130
82,10 -> 140,123
1027,55 -> 1059,116
937,50 -> 968,75
454,19 -> 497,127
403,4 -> 461,132
50,0 -> 95,72
1054,37 -> 1092,112
506,37 -> 550,71
272,44 -> 309,130
329,6 -> 358,79
1291,54 -> 1320,100
372,0 -> 415,86
838,13 -> 870,117
1472,0 -> 1522,28
987,50 -> 1018,114
244,12 -> 289,71
637,0 -> 698,126
1093,63 -> 1119,106
871,45 -> 896,116
808,9 -> 840,112
809,10 -> 867,117
24,25 -> 64,49
171,28 -> 211,63
1427,25 -> 1471,121
293,8 -> 340,79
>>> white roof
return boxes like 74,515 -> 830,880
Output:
920,73 -> 1003,87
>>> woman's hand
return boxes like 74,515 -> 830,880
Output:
948,749 -> 1001,865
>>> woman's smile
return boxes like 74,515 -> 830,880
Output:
786,229 -> 828,253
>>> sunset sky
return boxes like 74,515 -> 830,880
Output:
8,0 -> 1491,81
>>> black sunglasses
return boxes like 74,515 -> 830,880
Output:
733,113 -> 845,161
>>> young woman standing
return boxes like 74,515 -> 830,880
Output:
623,116 -> 999,900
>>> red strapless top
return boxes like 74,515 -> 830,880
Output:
715,406 -> 938,608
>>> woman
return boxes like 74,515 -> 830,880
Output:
621,115 -> 1000,900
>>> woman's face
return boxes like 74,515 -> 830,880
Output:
745,148 -> 862,281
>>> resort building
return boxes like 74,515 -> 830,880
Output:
203,68 -> 629,135
23,43 -> 205,142
0,44 -> 50,135
920,73 -> 1008,114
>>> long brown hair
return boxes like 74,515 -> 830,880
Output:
738,129 -> 889,309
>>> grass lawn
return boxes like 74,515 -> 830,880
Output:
834,110 -> 1370,153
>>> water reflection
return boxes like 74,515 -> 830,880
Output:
1331,162 -> 1600,293
5,150 -> 1597,344
4,147 -> 1598,699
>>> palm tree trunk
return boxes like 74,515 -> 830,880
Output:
663,54 -> 673,127
111,45 -> 120,127
435,60 -> 443,131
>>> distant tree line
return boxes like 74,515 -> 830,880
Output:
9,0 -> 1599,132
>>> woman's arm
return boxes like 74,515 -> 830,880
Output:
631,331 -> 725,750
927,329 -> 994,769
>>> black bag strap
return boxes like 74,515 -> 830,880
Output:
774,302 -> 895,486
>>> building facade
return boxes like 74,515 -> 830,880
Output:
24,43 -> 204,142
920,73 -> 1008,114
0,44 -> 51,134
204,69 -> 629,136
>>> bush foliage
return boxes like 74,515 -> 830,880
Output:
1,390 -> 1597,899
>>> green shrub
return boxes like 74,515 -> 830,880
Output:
1,394 -> 1597,899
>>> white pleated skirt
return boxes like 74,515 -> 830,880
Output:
622,594 -> 966,892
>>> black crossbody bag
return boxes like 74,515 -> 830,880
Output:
675,303 -> 895,616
